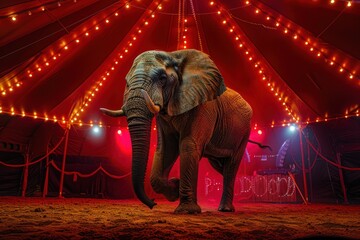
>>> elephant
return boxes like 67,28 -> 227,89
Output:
100,49 -> 254,214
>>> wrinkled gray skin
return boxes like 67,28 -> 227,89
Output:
100,49 -> 252,214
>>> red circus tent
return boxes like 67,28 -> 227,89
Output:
0,0 -> 359,203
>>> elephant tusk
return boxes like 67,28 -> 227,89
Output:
100,108 -> 126,117
141,89 -> 160,114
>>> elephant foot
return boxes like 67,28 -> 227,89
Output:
174,202 -> 201,214
164,178 -> 179,202
218,203 -> 235,212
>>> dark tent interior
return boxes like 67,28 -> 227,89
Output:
0,0 -> 359,208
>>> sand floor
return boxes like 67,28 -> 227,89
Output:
0,197 -> 359,240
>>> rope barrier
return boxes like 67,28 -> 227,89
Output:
0,130 -> 67,168
49,160 -> 131,180
301,129 -> 360,171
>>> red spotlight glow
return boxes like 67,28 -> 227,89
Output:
257,130 -> 263,135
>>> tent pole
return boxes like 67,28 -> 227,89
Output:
336,152 -> 349,204
307,140 -> 313,202
288,172 -> 307,204
43,147 -> 50,198
59,126 -> 70,198
299,127 -> 309,203
21,152 -> 30,197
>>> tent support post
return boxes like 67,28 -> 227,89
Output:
288,172 -> 307,204
21,153 -> 30,197
43,147 -> 50,198
336,152 -> 349,204
299,127 -> 309,203
59,126 -> 70,198
307,142 -> 313,202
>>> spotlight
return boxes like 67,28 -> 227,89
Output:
289,125 -> 297,132
257,130 -> 263,135
92,126 -> 100,134
117,129 -> 122,135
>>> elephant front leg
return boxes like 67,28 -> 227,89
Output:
175,138 -> 201,214
150,130 -> 180,202
150,151 -> 179,202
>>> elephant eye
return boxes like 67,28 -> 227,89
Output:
159,73 -> 167,84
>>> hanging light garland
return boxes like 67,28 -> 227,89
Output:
248,0 -> 359,83
177,0 -> 188,50
72,0 -> 165,127
210,1 -> 299,128
246,0 -> 360,124
0,0 -> 164,127
210,1 -> 359,128
1,1 -> 133,98
2,1 -> 357,129
4,0 -> 80,21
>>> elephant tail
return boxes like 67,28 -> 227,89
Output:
248,139 -> 272,152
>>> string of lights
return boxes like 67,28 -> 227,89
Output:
210,1 -> 359,128
73,0 -> 165,126
0,0 -> 357,130
1,1 -> 134,97
3,0 -> 80,20
210,1 -> 299,129
248,0 -> 359,83
0,0 -> 164,128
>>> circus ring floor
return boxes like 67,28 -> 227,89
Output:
0,197 -> 359,240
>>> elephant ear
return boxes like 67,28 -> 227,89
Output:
167,49 -> 226,116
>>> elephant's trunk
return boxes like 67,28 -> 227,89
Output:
128,119 -> 156,209
126,89 -> 156,209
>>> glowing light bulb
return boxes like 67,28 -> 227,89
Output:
93,126 -> 100,133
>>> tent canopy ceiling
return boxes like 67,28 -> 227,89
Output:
0,0 -> 359,132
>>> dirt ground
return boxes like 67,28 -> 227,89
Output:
0,197 -> 359,240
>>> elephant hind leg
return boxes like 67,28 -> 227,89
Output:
218,133 -> 250,212
208,157 -> 225,175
